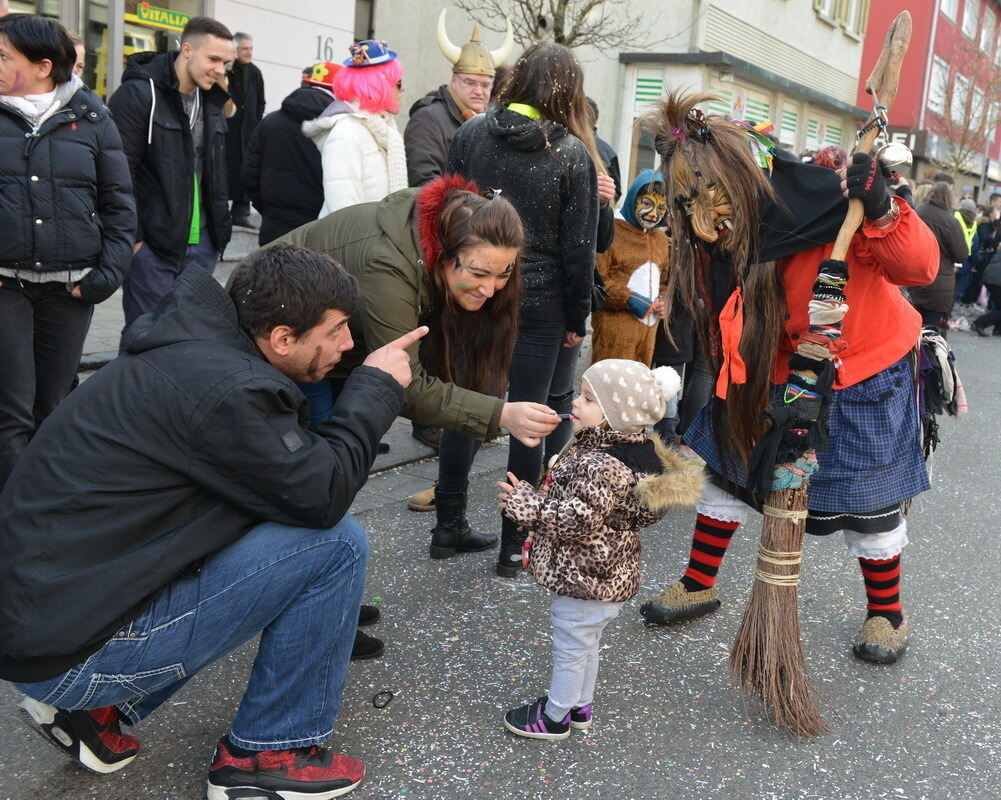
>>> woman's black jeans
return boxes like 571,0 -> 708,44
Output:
0,281 -> 94,488
506,319 -> 582,487
438,429 -> 480,494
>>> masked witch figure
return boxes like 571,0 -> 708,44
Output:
590,170 -> 670,366
638,91 -> 938,669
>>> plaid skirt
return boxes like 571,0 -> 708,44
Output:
684,356 -> 930,514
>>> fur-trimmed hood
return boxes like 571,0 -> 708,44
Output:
570,427 -> 704,513
633,434 -> 705,512
415,173 -> 481,271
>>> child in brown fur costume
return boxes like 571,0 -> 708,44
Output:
496,360 -> 703,740
591,169 -> 670,366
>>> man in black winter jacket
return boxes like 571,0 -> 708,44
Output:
226,32 -> 265,226
2,244 -> 426,796
108,16 -> 235,329
242,62 -> 339,245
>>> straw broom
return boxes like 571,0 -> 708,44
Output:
729,11 -> 913,738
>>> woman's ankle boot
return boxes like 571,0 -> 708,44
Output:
496,516 -> 527,577
428,488 -> 497,559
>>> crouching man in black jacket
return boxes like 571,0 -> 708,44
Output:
0,244 -> 426,799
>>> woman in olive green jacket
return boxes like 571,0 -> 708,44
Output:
274,175 -> 560,555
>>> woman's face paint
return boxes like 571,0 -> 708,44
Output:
0,34 -> 51,96
443,244 -> 519,311
634,190 -> 668,230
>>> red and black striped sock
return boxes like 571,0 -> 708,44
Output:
680,514 -> 740,592
859,555 -> 903,629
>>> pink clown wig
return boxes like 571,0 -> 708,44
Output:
332,59 -> 403,114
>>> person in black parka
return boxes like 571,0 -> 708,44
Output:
108,16 -> 234,330
241,61 -> 341,245
226,32 -> 265,225
913,181 -> 968,332
447,41 -> 602,576
0,14 -> 135,488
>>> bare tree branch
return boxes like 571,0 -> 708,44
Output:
452,0 -> 660,50
928,36 -> 1001,179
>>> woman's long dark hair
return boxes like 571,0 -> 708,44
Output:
422,191 -> 523,396
494,41 -> 604,175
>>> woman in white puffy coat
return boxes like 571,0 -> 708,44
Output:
303,40 -> 408,217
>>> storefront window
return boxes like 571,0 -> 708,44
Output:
8,0 -> 60,16
77,0 -> 203,99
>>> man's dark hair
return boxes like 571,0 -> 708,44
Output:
932,171 -> 955,186
180,16 -> 233,45
990,192 -> 1001,203
229,244 -> 361,338
0,14 -> 77,84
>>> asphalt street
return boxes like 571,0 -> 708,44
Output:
1,330 -> 998,800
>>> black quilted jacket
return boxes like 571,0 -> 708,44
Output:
0,80 -> 135,302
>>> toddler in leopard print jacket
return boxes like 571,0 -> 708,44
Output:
497,359 -> 704,740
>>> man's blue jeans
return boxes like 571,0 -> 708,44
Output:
16,516 -> 368,751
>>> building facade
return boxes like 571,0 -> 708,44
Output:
8,0 -> 355,113
613,0 -> 870,180
373,1 -> 869,189
861,0 -> 1001,197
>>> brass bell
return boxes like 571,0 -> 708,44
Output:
875,140 -> 912,173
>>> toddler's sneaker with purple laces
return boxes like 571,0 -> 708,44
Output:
569,703 -> 592,730
503,696 -> 570,740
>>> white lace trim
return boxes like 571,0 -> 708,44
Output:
843,521 -> 909,559
695,482 -> 751,524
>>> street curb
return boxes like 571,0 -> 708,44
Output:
80,351 -> 117,371
370,452 -> 436,476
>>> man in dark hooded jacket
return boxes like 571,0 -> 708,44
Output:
226,32 -> 265,226
403,12 -> 510,187
242,61 -> 344,244
2,244 -> 425,797
108,16 -> 234,329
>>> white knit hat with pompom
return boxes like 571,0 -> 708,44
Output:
581,359 -> 681,434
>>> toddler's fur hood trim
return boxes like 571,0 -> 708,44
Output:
633,435 -> 705,512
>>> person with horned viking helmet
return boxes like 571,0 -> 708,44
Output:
404,10 -> 513,188
637,90 -> 938,666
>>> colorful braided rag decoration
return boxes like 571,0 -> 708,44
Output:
743,135 -> 846,500
745,260 -> 842,499
733,119 -> 776,171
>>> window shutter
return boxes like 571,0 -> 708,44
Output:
835,0 -> 851,25
814,0 -> 826,12
857,0 -> 871,36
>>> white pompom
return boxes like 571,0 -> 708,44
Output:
651,366 -> 682,401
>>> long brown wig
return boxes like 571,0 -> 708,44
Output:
494,41 -> 605,176
421,189 -> 523,397
646,90 -> 784,467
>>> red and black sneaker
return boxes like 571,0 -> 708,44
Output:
19,696 -> 140,774
207,736 -> 364,799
